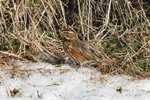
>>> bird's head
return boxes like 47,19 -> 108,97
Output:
60,28 -> 77,41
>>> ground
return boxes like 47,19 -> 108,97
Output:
0,60 -> 150,100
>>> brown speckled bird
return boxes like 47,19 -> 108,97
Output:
60,28 -> 112,68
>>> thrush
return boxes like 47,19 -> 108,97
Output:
60,28 -> 113,68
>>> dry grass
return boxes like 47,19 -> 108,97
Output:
0,0 -> 150,77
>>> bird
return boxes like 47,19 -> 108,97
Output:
60,28 -> 113,69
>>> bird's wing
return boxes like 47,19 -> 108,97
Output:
71,40 -> 114,66
72,40 -> 101,63
85,42 -> 114,65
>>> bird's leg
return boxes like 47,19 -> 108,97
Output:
75,63 -> 82,71
75,63 -> 80,71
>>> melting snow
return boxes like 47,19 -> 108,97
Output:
0,61 -> 150,100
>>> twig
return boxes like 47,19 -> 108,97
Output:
77,0 -> 85,37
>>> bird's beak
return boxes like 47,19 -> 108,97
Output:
60,31 -> 64,34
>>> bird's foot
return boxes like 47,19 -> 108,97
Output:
76,65 -> 81,71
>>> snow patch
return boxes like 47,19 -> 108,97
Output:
0,61 -> 150,100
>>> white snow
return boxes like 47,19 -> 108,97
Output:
0,60 -> 150,100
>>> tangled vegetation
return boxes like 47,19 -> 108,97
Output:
0,0 -> 150,77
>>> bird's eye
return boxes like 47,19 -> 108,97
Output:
64,32 -> 68,35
